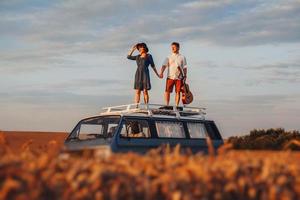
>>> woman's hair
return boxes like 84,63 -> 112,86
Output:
136,42 -> 149,53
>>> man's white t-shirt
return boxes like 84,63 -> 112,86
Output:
163,53 -> 187,80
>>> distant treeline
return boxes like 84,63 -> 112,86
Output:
228,128 -> 300,150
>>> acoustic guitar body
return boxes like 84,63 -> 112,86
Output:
181,83 -> 193,105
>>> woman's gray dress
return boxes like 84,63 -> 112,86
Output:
127,54 -> 155,90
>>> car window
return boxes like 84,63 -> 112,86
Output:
107,123 -> 119,138
78,124 -> 103,140
120,119 -> 151,138
187,123 -> 207,138
77,117 -> 120,140
155,121 -> 186,138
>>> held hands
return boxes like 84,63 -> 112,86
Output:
155,68 -> 164,79
157,70 -> 163,79
159,73 -> 163,79
159,67 -> 165,79
156,72 -> 163,79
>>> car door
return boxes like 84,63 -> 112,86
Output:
65,116 -> 120,151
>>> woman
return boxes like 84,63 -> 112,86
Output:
127,43 -> 160,104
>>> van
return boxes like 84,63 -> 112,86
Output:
64,104 -> 223,153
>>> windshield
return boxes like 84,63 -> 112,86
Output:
70,116 -> 120,140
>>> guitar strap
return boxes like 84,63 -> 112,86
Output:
177,66 -> 185,84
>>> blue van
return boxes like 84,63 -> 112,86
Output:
64,104 -> 223,153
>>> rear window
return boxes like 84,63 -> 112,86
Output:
187,122 -> 207,138
205,122 -> 222,140
155,121 -> 186,138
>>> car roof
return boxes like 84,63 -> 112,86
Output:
77,103 -> 211,123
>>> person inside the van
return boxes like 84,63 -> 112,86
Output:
127,43 -> 161,105
107,126 -> 117,137
128,121 -> 146,138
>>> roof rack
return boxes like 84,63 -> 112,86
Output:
101,103 -> 206,119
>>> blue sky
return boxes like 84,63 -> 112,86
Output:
0,0 -> 299,137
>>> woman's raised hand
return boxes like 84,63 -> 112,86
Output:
128,45 -> 137,56
132,44 -> 137,50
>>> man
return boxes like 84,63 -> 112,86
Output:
160,42 -> 187,106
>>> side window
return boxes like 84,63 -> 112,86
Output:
120,119 -> 151,138
76,117 -> 120,140
155,121 -> 185,138
78,124 -> 103,140
107,123 -> 118,138
187,123 -> 207,138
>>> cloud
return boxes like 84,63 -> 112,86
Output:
1,0 -> 299,134
248,62 -> 300,70
207,94 -> 292,112
0,90 -> 131,107
101,0 -> 300,47
3,0 -> 300,49
182,0 -> 234,9
0,78 -> 131,97
243,61 -> 300,84
1,0 -> 300,74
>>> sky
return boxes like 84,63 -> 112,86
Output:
0,0 -> 299,137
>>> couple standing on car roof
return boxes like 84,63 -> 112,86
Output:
127,42 -> 187,107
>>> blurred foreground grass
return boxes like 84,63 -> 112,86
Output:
1,132 -> 300,200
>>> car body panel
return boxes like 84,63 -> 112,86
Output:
65,109 -> 224,153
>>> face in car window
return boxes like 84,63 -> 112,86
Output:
120,120 -> 151,138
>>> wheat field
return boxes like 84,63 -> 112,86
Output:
0,131 -> 300,200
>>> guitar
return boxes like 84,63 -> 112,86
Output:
177,66 -> 193,104
181,81 -> 193,105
